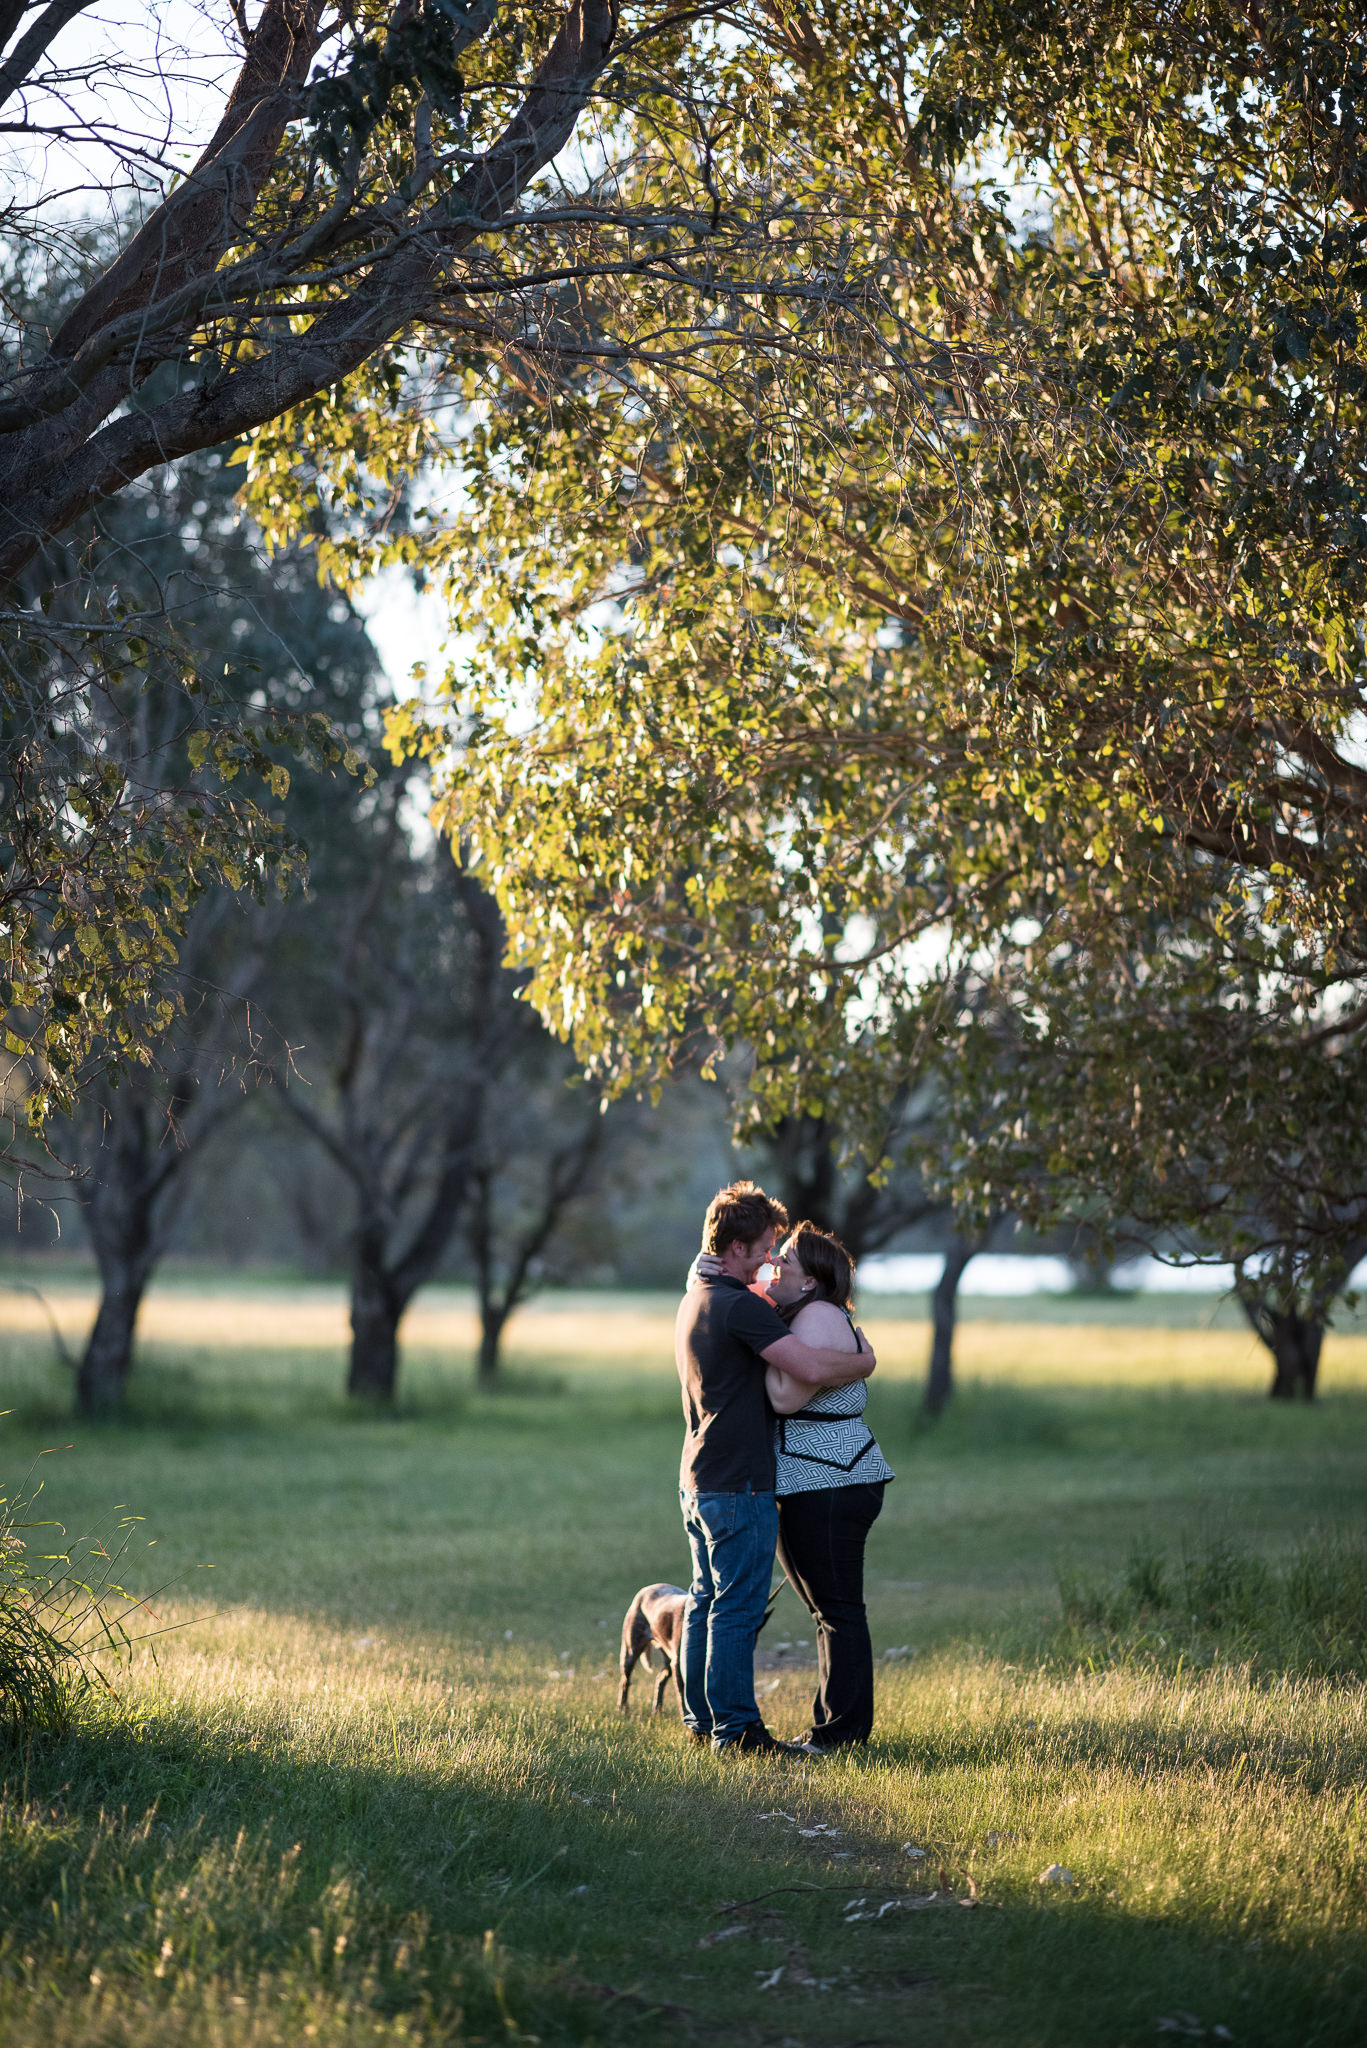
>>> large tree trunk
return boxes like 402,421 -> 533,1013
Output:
767,1113 -> 838,1232
922,1237 -> 976,1418
75,1110 -> 159,1417
348,1243 -> 404,1401
465,1116 -> 604,1391
76,1248 -> 153,1416
1234,1271 -> 1324,1401
1263,1309 -> 1322,1400
476,1306 -> 509,1390
759,1091 -> 931,1264
341,1131 -> 482,1403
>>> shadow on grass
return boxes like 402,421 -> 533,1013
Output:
3,1700 -> 1363,2048
0,1710 -> 607,2045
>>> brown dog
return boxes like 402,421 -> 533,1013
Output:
617,1582 -> 689,1717
617,1580 -> 783,1719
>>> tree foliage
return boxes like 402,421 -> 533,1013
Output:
46,435 -> 383,1414
264,772 -> 504,1401
360,0 -> 1367,1296
1,236 -> 364,1152
7,0 -> 839,1124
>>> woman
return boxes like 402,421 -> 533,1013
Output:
764,1222 -> 894,1753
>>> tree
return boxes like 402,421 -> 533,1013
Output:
921,1232 -> 980,1419
0,0 -> 615,585
271,780 -> 633,1400
6,0 -> 902,1122
1,241 -> 361,1157
464,1047 -> 606,1385
68,911 -> 269,1417
936,904 -> 1367,1400
267,784 -> 503,1400
46,434 -> 383,1413
758,1108 -> 931,1266
1234,1263 -> 1339,1404
0,416 -> 318,1158
369,1 -> 1367,1319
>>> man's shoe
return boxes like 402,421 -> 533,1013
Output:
711,1724 -> 802,1757
684,1726 -> 712,1746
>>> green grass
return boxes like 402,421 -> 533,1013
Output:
1,1283 -> 1365,2046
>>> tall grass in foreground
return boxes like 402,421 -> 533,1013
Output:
0,1773 -> 558,2048
1,1465 -> 143,1732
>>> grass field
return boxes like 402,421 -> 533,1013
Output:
2,1278 -> 1365,2047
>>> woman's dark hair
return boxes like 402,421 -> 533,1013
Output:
785,1221 -> 856,1313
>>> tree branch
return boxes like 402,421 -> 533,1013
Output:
0,0 -> 619,583
0,0 -> 98,112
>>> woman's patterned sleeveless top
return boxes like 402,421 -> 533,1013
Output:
772,1307 -> 895,1497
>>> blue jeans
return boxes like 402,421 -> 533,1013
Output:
679,1486 -> 778,1743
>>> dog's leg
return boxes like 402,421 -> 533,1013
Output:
618,1647 -> 637,1715
671,1654 -> 687,1722
619,1593 -> 646,1715
651,1662 -> 671,1715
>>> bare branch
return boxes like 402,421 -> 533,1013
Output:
0,0 -> 99,112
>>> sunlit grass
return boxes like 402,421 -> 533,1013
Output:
6,1272 -> 1367,1403
1,1281 -> 1364,2044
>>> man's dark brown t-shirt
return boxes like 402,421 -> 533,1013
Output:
675,1274 -> 791,1493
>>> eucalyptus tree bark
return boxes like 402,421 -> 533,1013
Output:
1230,1237 -> 1367,1401
279,830 -> 506,1403
761,1092 -> 937,1264
68,914 -> 268,1417
76,1111 -> 161,1416
1264,1313 -> 1323,1403
475,1302 -> 510,1388
766,1114 -> 840,1236
315,1064 -> 489,1403
343,1142 -> 482,1400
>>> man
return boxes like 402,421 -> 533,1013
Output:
675,1179 -> 877,1754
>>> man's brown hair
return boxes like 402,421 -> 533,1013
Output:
702,1180 -> 789,1257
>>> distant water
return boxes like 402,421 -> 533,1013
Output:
858,1253 -> 1249,1296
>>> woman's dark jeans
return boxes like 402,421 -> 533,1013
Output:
776,1481 -> 885,1748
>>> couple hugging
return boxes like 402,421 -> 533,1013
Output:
675,1179 -> 894,1757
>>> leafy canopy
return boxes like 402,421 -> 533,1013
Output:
255,3 -> 1367,1280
